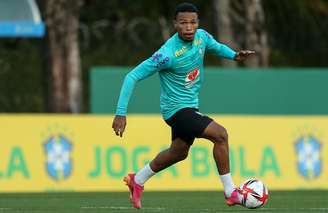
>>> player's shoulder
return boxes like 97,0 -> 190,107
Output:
196,28 -> 212,39
149,36 -> 175,68
197,28 -> 208,35
157,35 -> 178,58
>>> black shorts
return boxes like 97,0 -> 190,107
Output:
165,108 -> 213,145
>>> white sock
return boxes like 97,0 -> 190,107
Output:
134,163 -> 156,186
219,173 -> 236,197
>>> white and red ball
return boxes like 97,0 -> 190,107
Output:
239,178 -> 269,209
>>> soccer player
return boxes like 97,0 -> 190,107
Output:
112,2 -> 255,209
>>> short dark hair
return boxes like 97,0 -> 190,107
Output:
174,2 -> 199,19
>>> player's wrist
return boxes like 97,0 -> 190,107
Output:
234,52 -> 241,61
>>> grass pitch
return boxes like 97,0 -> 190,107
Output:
0,190 -> 327,213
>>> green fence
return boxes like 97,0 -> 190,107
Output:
90,67 -> 328,115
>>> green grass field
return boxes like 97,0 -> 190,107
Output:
0,191 -> 327,213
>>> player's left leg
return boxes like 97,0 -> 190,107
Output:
200,121 -> 242,205
200,121 -> 230,175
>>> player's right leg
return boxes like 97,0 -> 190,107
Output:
123,173 -> 144,209
150,137 -> 191,172
124,138 -> 190,209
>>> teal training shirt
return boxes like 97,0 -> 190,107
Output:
115,29 -> 236,120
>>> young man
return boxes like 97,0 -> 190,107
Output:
112,2 -> 255,209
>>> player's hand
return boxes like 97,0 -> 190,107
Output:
235,50 -> 256,61
112,115 -> 126,137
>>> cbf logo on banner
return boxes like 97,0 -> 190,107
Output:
44,135 -> 73,181
295,135 -> 322,180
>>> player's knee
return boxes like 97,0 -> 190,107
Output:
214,126 -> 228,144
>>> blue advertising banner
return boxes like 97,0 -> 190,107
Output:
0,21 -> 44,37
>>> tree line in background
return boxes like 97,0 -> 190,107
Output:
0,0 -> 327,113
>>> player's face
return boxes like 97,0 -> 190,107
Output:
174,12 -> 199,42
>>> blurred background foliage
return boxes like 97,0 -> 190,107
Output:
0,0 -> 327,112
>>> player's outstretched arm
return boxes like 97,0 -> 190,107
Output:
112,115 -> 126,137
234,50 -> 256,61
112,47 -> 171,138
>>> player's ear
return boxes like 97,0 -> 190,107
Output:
173,19 -> 178,29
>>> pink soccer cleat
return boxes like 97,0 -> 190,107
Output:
225,188 -> 243,206
123,173 -> 144,209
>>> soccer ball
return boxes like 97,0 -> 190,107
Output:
239,178 -> 269,209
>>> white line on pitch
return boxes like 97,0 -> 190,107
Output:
81,206 -> 328,212
81,206 -> 166,210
